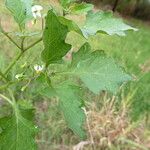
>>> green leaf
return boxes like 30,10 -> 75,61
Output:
42,81 -> 86,139
0,106 -> 37,150
66,43 -> 131,94
69,3 -> 94,14
55,82 -> 86,139
42,10 -> 71,66
82,11 -> 138,37
5,0 -> 33,29
58,16 -> 83,36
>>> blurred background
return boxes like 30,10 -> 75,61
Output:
0,0 -> 150,150
83,0 -> 150,20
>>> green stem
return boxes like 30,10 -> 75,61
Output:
4,38 -> 42,75
0,93 -> 13,105
24,38 -> 42,52
2,32 -> 21,49
4,51 -> 24,75
0,70 -> 8,81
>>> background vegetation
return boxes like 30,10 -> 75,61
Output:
0,0 -> 149,149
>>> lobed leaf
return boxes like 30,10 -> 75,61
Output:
5,0 -> 33,30
82,11 -> 138,37
55,82 -> 86,139
41,81 -> 87,139
42,10 -> 71,66
68,43 -> 132,94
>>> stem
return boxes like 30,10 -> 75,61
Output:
0,70 -> 9,81
2,32 -> 21,49
24,38 -> 42,52
112,0 -> 120,12
4,51 -> 24,75
82,107 -> 95,150
0,93 -> 13,105
3,38 -> 42,75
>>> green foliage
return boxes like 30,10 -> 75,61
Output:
69,2 -> 94,14
58,16 -> 83,36
82,11 -> 137,37
42,10 -> 71,66
60,0 -> 76,8
0,105 -> 37,150
69,43 -> 131,94
5,0 -> 33,30
55,82 -> 86,139
0,0 -> 139,148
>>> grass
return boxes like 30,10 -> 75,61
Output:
0,0 -> 150,149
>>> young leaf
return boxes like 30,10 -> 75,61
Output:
66,43 -> 132,94
82,11 -> 138,37
42,10 -> 71,66
69,3 -> 94,14
0,107 -> 37,150
5,0 -> 33,30
56,82 -> 86,139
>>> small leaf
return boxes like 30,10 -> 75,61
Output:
42,10 -> 71,66
0,106 -> 37,150
69,3 -> 94,14
82,11 -> 138,37
67,43 -> 132,94
5,0 -> 33,30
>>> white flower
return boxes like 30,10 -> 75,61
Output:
32,5 -> 43,19
34,65 -> 44,73
15,73 -> 24,80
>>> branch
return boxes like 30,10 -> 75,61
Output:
2,32 -> 21,49
4,38 -> 42,75
0,70 -> 9,82
0,93 -> 13,105
24,38 -> 42,52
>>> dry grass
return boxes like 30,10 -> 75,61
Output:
35,94 -> 149,150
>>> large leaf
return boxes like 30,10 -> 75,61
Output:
64,43 -> 132,94
0,107 -> 37,150
42,10 -> 71,66
82,11 -> 138,37
41,82 -> 86,139
69,2 -> 94,14
5,0 -> 33,29
55,82 -> 86,139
